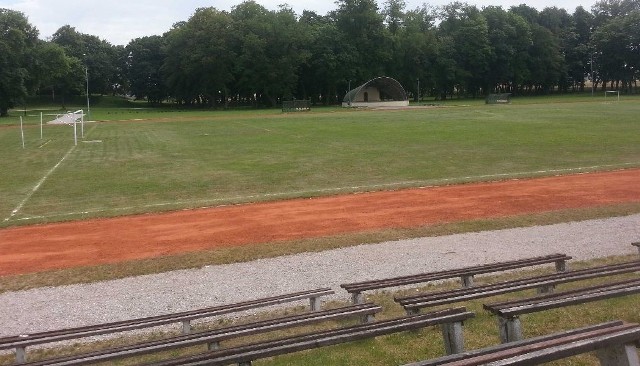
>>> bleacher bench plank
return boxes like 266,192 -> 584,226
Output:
143,307 -> 476,366
484,278 -> 640,343
404,321 -> 640,366
396,260 -> 640,314
20,303 -> 381,366
341,254 -> 571,303
0,288 -> 334,364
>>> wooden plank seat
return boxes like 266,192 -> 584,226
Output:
142,307 -> 476,366
397,260 -> 640,315
484,278 -> 640,343
341,254 -> 571,304
403,321 -> 640,366
0,288 -> 334,364
19,303 -> 381,366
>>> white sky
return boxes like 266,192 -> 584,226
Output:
2,0 -> 597,46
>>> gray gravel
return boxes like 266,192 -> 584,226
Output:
1,214 -> 639,337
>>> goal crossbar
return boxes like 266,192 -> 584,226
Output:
47,110 -> 85,125
604,90 -> 620,101
46,110 -> 85,145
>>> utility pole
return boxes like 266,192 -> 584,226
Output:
590,52 -> 594,96
86,66 -> 90,119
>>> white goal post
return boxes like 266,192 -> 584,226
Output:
604,90 -> 620,102
46,110 -> 85,145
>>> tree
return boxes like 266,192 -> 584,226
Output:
332,0 -> 391,83
383,0 -> 407,36
162,22 -> 194,105
482,6 -> 532,93
230,1 -> 310,106
538,7 -> 574,91
31,41 -> 73,102
126,36 -> 167,103
163,7 -> 235,106
0,9 -> 38,117
592,0 -> 640,21
51,26 -> 119,96
437,3 -> 492,97
509,4 -> 540,24
391,4 -> 439,100
525,24 -> 564,93
383,0 -> 407,85
298,11 -> 345,104
591,0 -> 640,92
569,6 -> 594,91
591,10 -> 640,92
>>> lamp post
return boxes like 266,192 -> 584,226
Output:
589,27 -> 594,97
416,78 -> 420,102
83,53 -> 90,120
85,66 -> 90,119
348,79 -> 352,106
590,52 -> 594,96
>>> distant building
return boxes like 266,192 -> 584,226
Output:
342,76 -> 409,108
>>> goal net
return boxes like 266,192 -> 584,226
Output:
46,110 -> 85,145
48,110 -> 85,125
486,93 -> 512,104
604,90 -> 620,102
282,100 -> 311,112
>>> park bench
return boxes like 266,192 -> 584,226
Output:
0,288 -> 334,364
403,320 -> 640,366
143,307 -> 476,366
484,278 -> 640,343
341,253 -> 571,304
19,303 -> 381,366
396,260 -> 640,315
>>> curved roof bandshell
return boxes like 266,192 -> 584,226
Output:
343,76 -> 408,104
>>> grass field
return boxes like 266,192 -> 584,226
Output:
2,94 -> 640,227
1,95 -> 640,365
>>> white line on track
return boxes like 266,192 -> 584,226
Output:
11,162 -> 639,223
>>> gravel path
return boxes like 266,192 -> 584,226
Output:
1,214 -> 639,337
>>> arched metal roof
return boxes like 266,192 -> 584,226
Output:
343,76 -> 408,104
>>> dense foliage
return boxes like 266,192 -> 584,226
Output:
1,0 -> 640,113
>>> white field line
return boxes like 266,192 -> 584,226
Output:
4,125 -> 98,223
232,120 -> 273,132
12,162 -> 639,223
38,139 -> 52,148
4,145 -> 77,222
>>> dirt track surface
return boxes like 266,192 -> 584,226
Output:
2,169 -> 640,277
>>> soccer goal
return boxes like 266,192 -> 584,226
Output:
47,110 -> 85,145
282,100 -> 311,112
486,93 -> 512,104
604,90 -> 620,102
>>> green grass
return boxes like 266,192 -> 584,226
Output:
2,94 -> 639,365
2,95 -> 640,227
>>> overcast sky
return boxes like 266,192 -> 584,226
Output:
2,0 -> 597,46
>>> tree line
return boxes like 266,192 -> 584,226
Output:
1,0 -> 639,115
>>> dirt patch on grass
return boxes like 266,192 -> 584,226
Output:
1,169 -> 639,276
